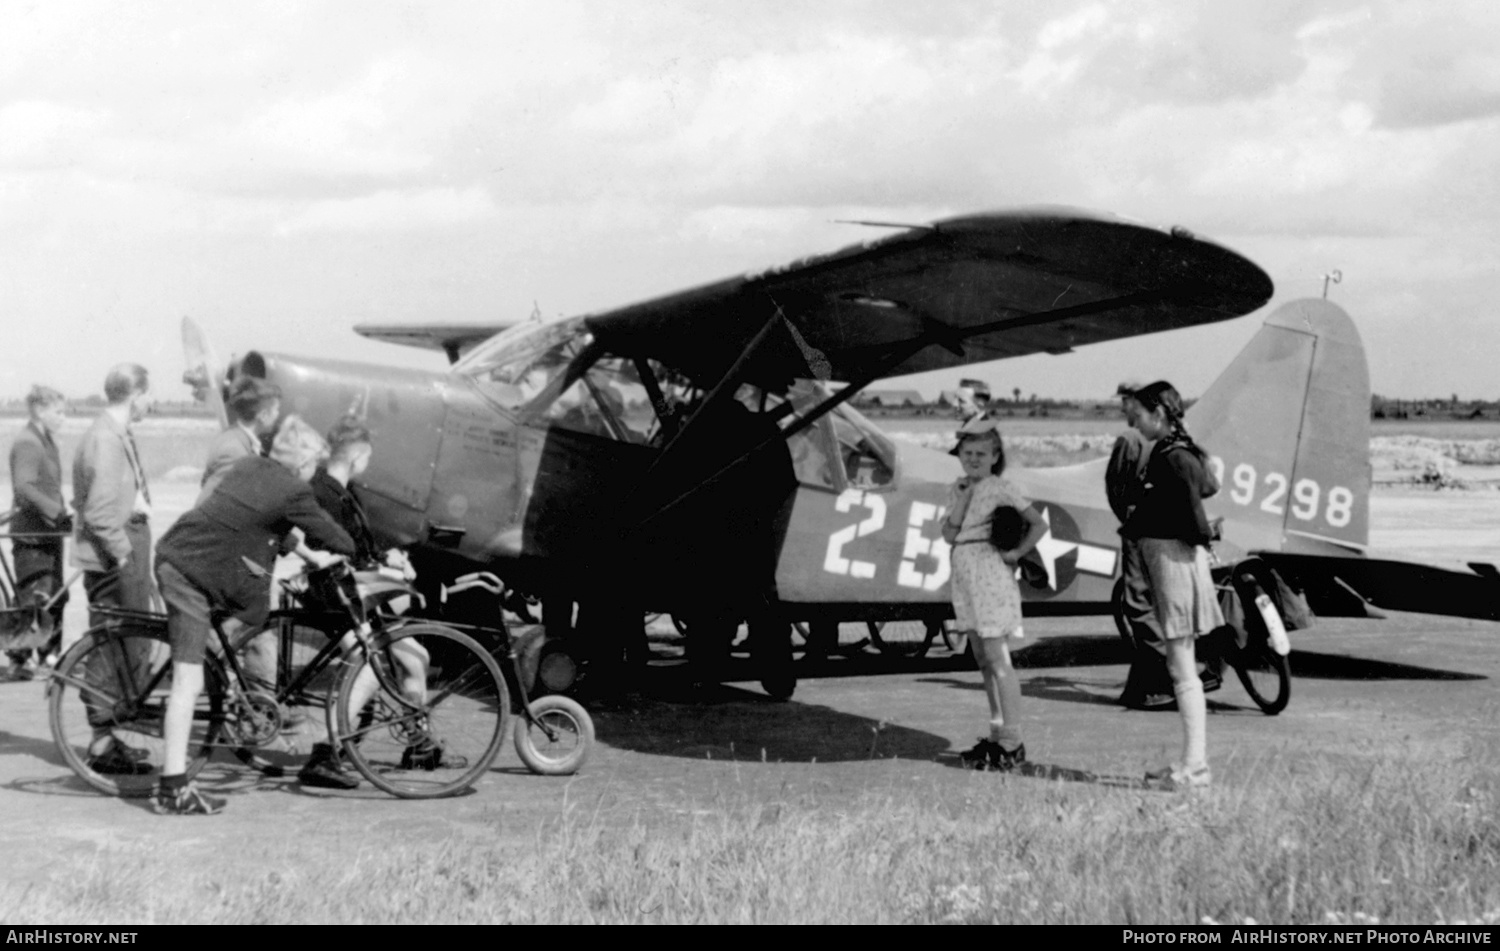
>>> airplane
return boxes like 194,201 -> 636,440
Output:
183,205 -> 1500,700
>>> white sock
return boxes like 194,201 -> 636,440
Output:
1175,678 -> 1207,769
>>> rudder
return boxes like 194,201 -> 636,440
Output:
1186,299 -> 1370,554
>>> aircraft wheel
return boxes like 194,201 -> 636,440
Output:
1229,578 -> 1291,715
536,643 -> 580,695
761,672 -> 796,701
866,621 -> 930,658
514,695 -> 594,776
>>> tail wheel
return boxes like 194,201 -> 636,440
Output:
1230,577 -> 1291,715
514,694 -> 595,775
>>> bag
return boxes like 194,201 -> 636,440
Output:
989,506 -> 1027,550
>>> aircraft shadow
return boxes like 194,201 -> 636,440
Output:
584,676 -> 950,764
1287,650 -> 1486,682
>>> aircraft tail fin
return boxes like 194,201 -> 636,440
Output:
1186,298 -> 1370,554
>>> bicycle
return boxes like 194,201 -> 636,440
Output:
435,572 -> 595,777
1110,557 -> 1292,715
0,515 -> 81,668
47,561 -> 510,799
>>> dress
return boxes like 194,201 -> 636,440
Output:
948,475 -> 1028,640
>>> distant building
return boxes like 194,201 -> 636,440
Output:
858,389 -> 926,408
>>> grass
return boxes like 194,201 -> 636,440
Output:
3,746 -> 1496,925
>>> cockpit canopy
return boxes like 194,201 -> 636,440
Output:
453,316 -> 895,488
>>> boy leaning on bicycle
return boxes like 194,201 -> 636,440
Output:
152,416 -> 354,816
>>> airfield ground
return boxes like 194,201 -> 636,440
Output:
0,421 -> 1497,922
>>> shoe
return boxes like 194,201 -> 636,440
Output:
151,781 -> 226,816
992,742 -> 1026,772
88,739 -> 152,776
958,738 -> 1000,770
1146,763 -> 1212,789
298,744 -> 360,790
8,660 -> 35,682
400,738 -> 468,771
1126,692 -> 1177,710
1200,671 -> 1222,693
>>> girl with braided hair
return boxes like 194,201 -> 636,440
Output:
1121,381 -> 1222,789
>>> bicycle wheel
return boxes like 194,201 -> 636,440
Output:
866,620 -> 931,658
48,623 -> 227,797
330,623 -> 507,799
1229,581 -> 1291,715
513,694 -> 594,776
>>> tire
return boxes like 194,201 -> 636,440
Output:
330,622 -> 507,799
866,620 -> 931,658
1229,580 -> 1291,715
48,623 -> 227,798
513,694 -> 594,776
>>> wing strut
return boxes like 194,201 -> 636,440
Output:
630,288 -> 1173,533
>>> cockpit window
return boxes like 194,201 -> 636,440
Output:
457,317 -> 590,410
832,413 -> 895,488
781,381 -> 896,490
540,357 -> 657,443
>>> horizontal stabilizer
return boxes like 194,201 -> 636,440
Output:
353,323 -> 514,363
1265,552 -> 1500,622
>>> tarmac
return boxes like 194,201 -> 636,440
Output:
0,608 -> 1497,894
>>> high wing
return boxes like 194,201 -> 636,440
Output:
584,206 -> 1274,389
353,323 -> 514,363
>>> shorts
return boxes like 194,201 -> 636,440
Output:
1139,537 -> 1223,640
156,560 -> 215,665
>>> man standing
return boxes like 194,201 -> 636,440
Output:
195,377 -> 284,693
197,377 -> 281,504
72,363 -> 154,775
7,386 -> 71,679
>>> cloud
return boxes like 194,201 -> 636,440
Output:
275,186 -> 497,234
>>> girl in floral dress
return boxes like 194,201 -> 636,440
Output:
941,418 -> 1046,770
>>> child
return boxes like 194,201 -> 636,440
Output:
1121,381 -> 1223,789
941,417 -> 1047,770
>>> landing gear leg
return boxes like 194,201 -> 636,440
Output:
750,601 -> 795,701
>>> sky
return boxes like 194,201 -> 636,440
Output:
3,0 -> 1499,404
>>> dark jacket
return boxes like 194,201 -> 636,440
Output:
10,420 -> 66,538
309,468 -> 379,567
157,455 -> 355,625
1122,440 -> 1217,546
1105,428 -> 1152,525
